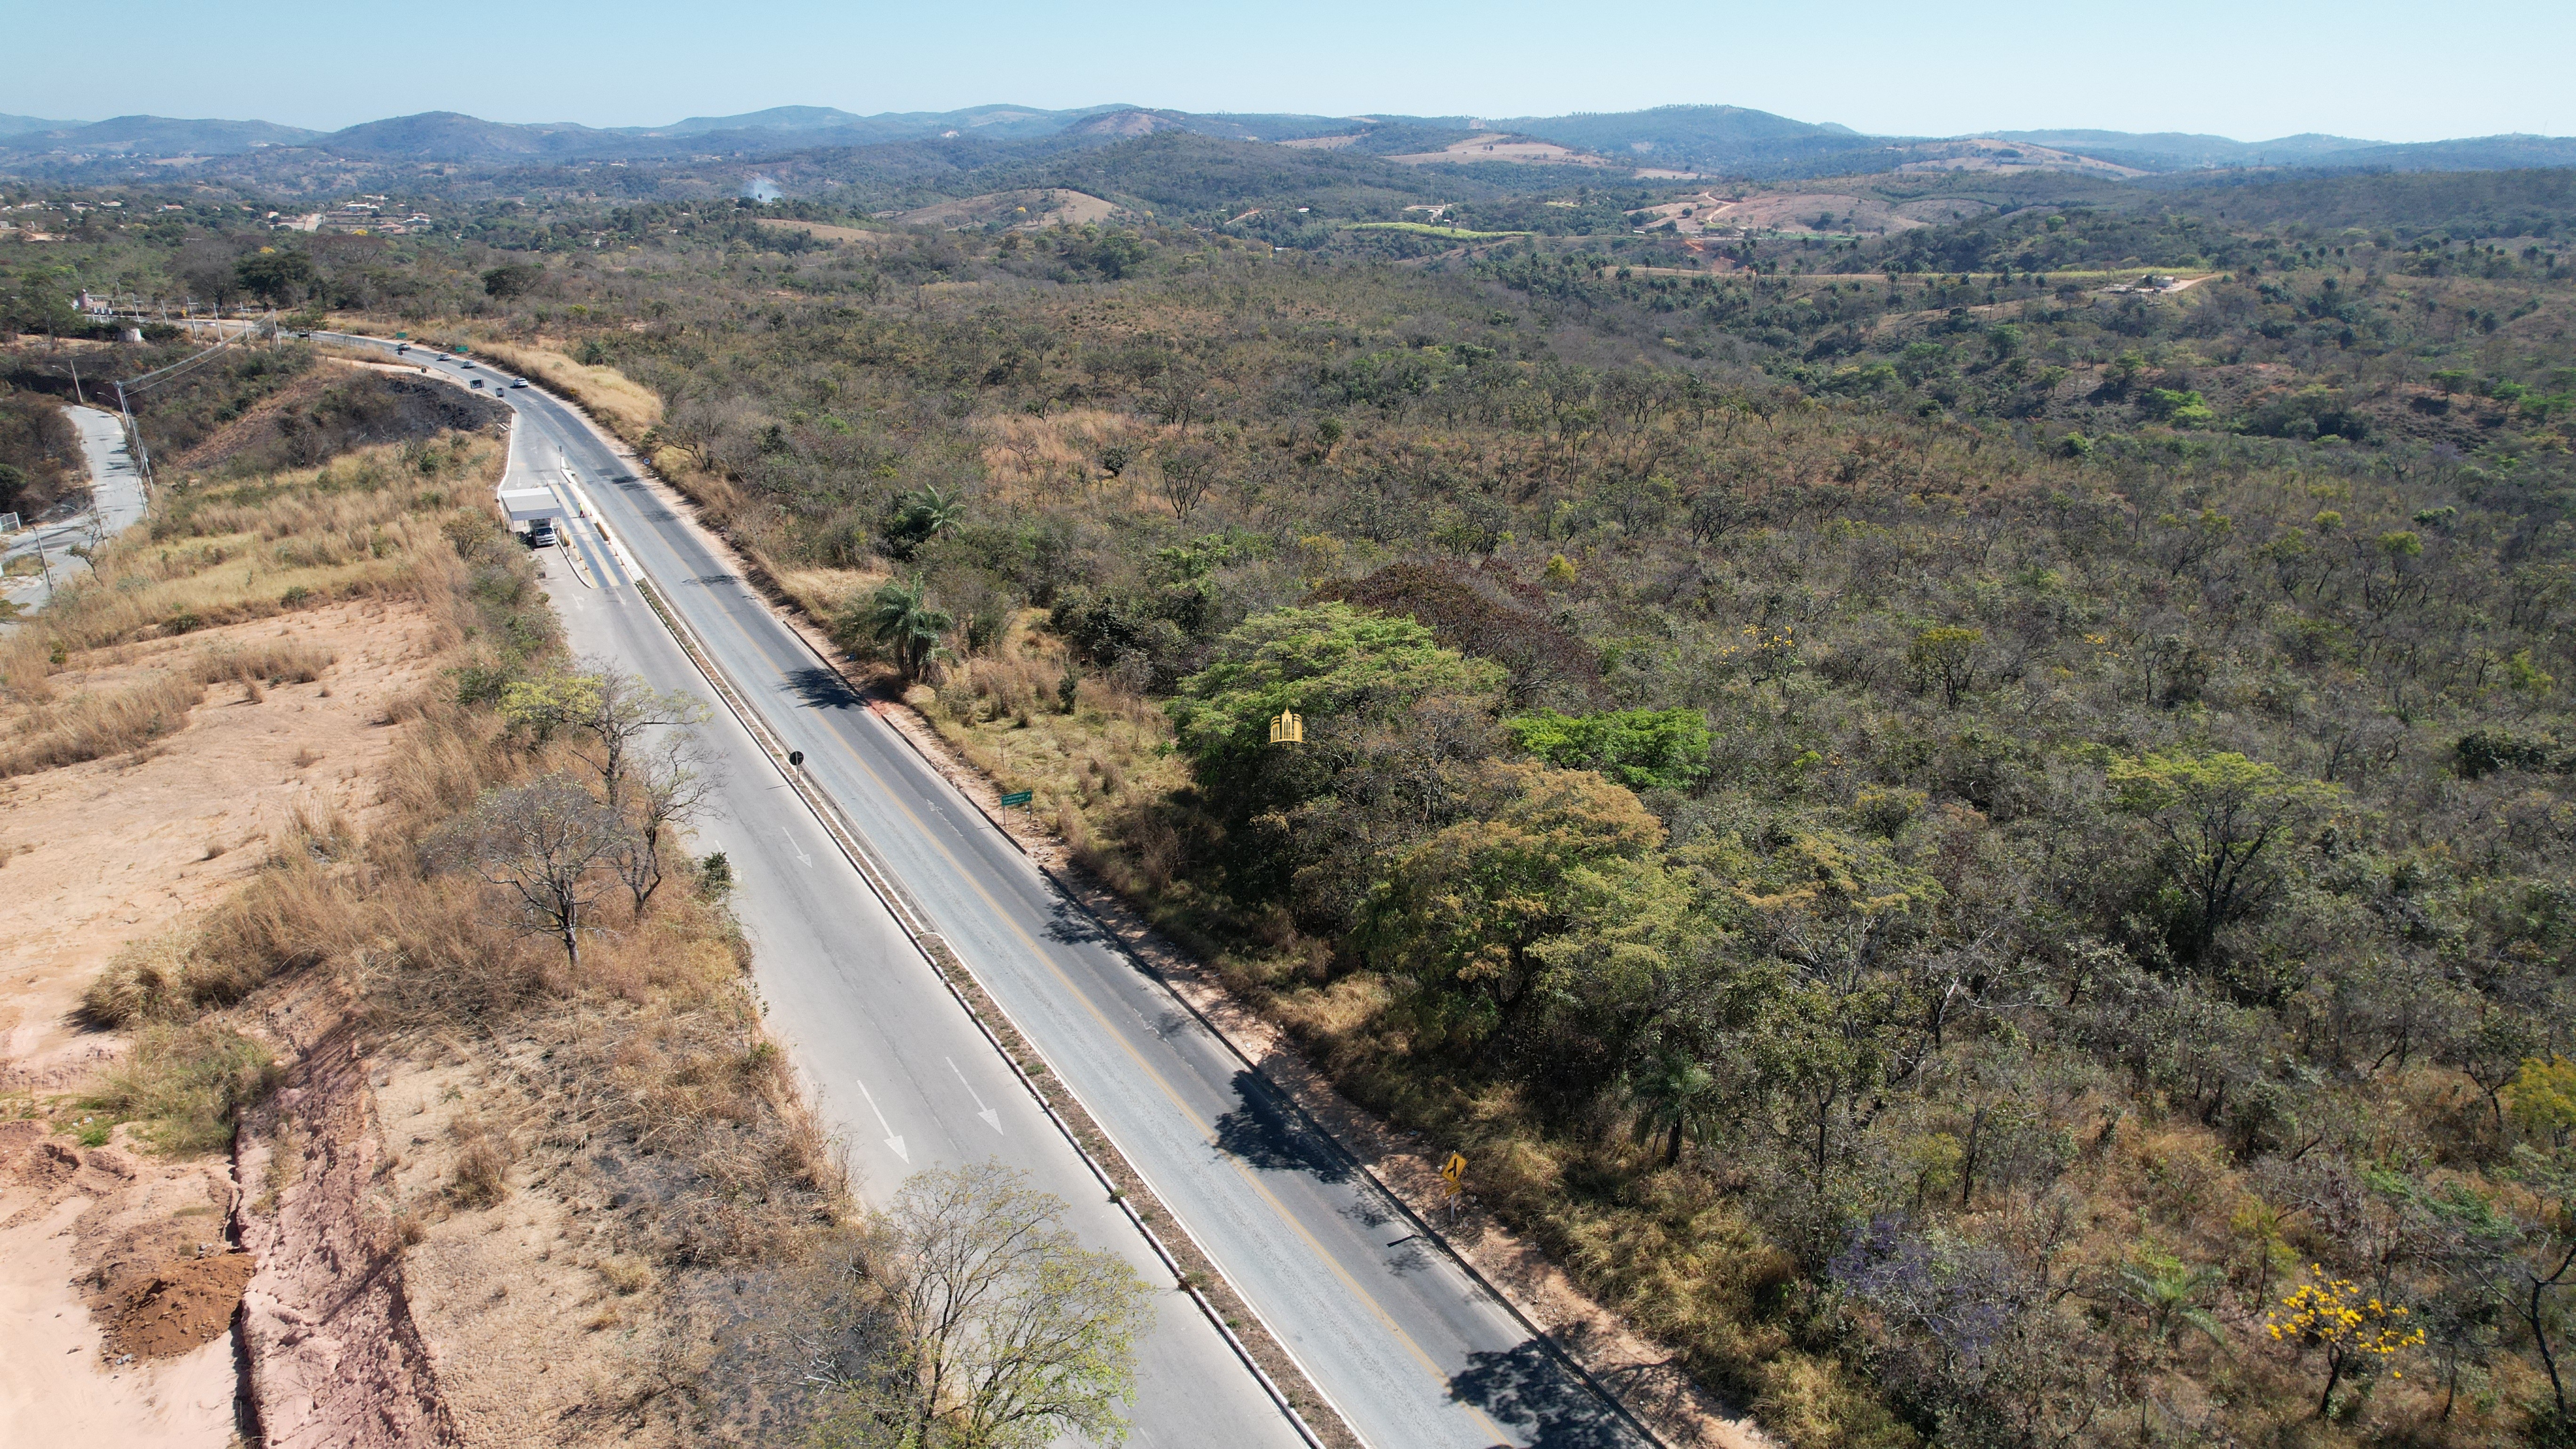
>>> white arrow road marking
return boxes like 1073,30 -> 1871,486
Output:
853,1079 -> 908,1162
780,826 -> 813,867
947,1057 -> 1004,1134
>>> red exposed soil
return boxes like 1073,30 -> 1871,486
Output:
101,1252 -> 256,1358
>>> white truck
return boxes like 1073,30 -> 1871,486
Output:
495,481 -> 567,548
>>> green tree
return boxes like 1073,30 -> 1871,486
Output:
5,264 -> 81,336
2143,387 -> 2213,425
1168,603 -> 1504,803
482,262 -> 544,298
2118,1248 -> 2226,1346
1908,625 -> 1983,710
2109,749 -> 2334,967
862,576 -> 955,682
1744,926 -> 1920,1194
2510,1057 -> 2576,1151
1627,1050 -> 1722,1166
887,485 -> 965,559
1505,708 -> 1711,791
2114,1248 -> 2227,1439
233,248 -> 317,306
1359,761 -> 1672,1049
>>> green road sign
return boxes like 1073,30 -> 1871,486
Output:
998,789 -> 1034,808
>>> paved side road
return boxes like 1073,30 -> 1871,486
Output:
2,405 -> 148,618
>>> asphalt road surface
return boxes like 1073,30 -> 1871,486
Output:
3,404 -> 149,617
497,420 -> 1307,1449
340,335 -> 1652,1449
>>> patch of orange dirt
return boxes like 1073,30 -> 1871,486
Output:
101,1250 -> 256,1358
0,1122 -> 243,1447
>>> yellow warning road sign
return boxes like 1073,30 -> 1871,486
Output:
1441,1152 -> 1467,1186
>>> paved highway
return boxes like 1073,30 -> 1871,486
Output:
496,419 -> 1310,1449
345,335 -> 1651,1449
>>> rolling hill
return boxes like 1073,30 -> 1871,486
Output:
0,100 -> 2568,192
1,114 -> 322,155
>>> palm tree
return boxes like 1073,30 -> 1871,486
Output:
2116,1248 -> 2225,1437
868,575 -> 953,682
2117,1249 -> 2226,1346
1626,1051 -> 1721,1167
890,485 -> 964,558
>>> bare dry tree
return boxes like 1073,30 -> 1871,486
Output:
614,728 -> 724,913
431,774 -> 623,968
1152,443 -> 1217,524
809,1160 -> 1151,1449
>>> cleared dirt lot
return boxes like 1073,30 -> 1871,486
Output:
888,188 -> 1120,229
0,599 -> 441,1449
1385,133 -> 1622,167
0,601 -> 439,1089
1633,189 -> 1994,238
754,216 -> 894,246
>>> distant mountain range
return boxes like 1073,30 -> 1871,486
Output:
1,103 -> 2569,181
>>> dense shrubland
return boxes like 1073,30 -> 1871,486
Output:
15,159 -> 2576,1445
0,380 -> 79,519
386,185 -> 2571,1448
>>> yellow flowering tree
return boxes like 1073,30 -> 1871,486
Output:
2267,1264 -> 2424,1418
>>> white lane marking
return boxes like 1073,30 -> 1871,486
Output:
947,1056 -> 1004,1134
558,460 -> 646,582
781,827 -> 813,868
853,1079 -> 908,1162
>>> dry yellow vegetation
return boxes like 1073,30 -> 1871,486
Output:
908,615 -> 1191,885
0,400 -> 869,1442
469,339 -> 664,441
765,564 -> 886,620
2,436 -> 500,700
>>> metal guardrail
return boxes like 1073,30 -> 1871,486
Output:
630,573 -> 1343,1449
875,705 -> 1678,1449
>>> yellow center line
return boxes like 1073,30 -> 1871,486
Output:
814,717 -> 1512,1444
637,515 -> 1516,1446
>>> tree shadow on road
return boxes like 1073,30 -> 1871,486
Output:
1211,1068 -> 1353,1185
1448,1340 -> 1638,1448
784,666 -> 865,712
1038,897 -> 1113,950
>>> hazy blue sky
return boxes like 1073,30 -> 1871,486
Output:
8,0 -> 2568,143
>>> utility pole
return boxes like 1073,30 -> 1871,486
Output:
67,352 -> 85,407
113,381 -> 153,502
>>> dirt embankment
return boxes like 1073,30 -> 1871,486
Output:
232,998 -> 455,1449
0,600 -> 443,1449
0,432 -> 500,1446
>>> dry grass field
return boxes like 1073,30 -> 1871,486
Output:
467,339 -> 665,442
0,409 -> 858,1444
